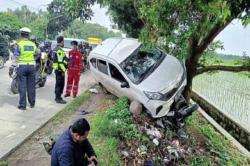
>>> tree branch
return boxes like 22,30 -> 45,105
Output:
195,21 -> 231,58
196,65 -> 250,75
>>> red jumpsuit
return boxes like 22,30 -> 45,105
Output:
65,49 -> 83,97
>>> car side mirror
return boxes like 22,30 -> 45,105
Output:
121,81 -> 130,88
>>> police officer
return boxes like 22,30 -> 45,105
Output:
53,36 -> 68,104
15,27 -> 37,110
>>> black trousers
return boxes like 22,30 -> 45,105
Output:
55,70 -> 65,100
17,64 -> 36,108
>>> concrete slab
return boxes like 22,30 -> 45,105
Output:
0,61 -> 97,159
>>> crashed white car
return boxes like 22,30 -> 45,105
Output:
89,37 -> 197,121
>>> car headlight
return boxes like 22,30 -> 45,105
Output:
144,91 -> 164,100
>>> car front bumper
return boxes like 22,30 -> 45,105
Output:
144,80 -> 186,118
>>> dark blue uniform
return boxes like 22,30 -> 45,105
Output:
51,127 -> 96,166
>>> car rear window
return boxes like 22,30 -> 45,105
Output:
97,59 -> 108,75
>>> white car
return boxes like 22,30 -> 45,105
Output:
89,37 -> 197,119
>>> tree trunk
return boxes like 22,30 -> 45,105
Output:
183,58 -> 197,103
183,37 -> 198,103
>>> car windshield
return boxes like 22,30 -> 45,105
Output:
120,46 -> 165,84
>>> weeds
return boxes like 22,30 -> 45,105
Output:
186,113 -> 250,166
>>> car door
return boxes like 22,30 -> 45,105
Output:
108,62 -> 134,100
95,59 -> 110,88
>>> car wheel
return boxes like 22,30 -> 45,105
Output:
11,79 -> 19,94
129,100 -> 142,117
0,56 -> 4,69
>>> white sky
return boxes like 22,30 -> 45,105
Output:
0,0 -> 249,56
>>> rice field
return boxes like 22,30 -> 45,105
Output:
193,71 -> 250,131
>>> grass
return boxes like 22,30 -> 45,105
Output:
86,97 -> 150,166
186,113 -> 250,166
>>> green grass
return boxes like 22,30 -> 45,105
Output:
51,92 -> 92,125
0,161 -> 8,166
186,113 -> 250,166
86,97 -> 150,166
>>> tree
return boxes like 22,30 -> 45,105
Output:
0,12 -> 22,39
29,17 -> 48,41
98,0 -> 144,38
103,0 -> 250,101
64,0 -> 95,21
9,6 -> 38,25
64,20 -> 122,40
47,0 -> 74,39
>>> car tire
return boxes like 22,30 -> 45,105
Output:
129,100 -> 142,117
0,56 -> 4,69
11,79 -> 19,94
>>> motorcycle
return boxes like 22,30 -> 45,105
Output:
9,52 -> 49,94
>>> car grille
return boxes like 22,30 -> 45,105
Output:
163,73 -> 185,100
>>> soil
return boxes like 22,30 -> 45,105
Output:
6,92 -> 108,166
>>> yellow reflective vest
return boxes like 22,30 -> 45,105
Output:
52,46 -> 67,72
17,39 -> 37,63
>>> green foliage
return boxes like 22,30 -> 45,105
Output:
94,97 -> 145,141
0,12 -> 22,39
98,0 -> 144,38
29,17 -> 48,41
6,6 -> 48,41
186,113 -> 250,166
0,161 -> 8,166
47,0 -> 74,39
65,0 -> 95,21
189,156 -> 212,166
64,20 -> 122,40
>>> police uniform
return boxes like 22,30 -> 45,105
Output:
16,39 -> 37,109
53,46 -> 68,102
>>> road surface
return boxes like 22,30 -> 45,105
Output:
0,61 -> 96,159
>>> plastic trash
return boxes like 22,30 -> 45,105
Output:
153,138 -> 159,146
121,150 -> 129,157
89,88 -> 98,94
75,108 -> 90,115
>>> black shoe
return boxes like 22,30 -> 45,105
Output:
30,104 -> 35,108
18,106 -> 26,111
55,99 -> 67,104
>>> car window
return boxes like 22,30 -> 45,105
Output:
90,58 -> 97,68
109,63 -> 126,83
97,59 -> 108,75
120,46 -> 165,84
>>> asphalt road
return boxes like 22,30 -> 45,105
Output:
0,60 -> 96,159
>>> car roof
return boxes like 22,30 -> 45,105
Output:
91,37 -> 141,64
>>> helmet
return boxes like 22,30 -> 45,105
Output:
20,27 -> 31,34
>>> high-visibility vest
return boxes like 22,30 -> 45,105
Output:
53,47 -> 67,72
18,39 -> 37,63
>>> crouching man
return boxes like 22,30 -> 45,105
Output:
51,118 -> 98,166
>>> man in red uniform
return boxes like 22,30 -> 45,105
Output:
65,41 -> 83,98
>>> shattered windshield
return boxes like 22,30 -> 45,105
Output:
120,46 -> 165,84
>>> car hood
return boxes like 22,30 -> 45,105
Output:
138,55 -> 184,93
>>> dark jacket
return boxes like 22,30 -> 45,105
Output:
51,127 -> 96,166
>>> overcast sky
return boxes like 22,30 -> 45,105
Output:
0,0 -> 249,56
